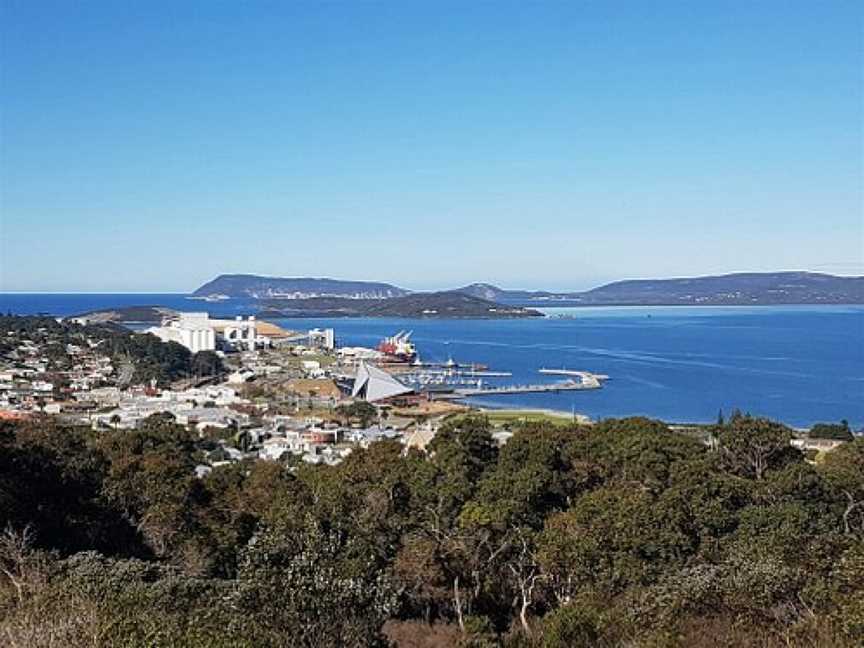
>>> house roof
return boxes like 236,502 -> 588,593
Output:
0,410 -> 30,421
403,426 -> 436,451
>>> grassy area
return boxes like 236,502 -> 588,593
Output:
450,408 -> 585,427
263,350 -> 337,368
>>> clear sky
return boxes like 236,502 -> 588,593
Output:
1,1 -> 862,292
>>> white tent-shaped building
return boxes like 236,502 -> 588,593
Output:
351,361 -> 414,402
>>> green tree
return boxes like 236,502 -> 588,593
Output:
718,415 -> 796,480
569,417 -> 703,490
538,484 -> 695,600
336,401 -> 378,428
191,350 -> 225,378
472,425 -> 584,530
540,596 -> 618,648
429,416 -> 498,503
231,516 -> 398,647
820,439 -> 864,534
98,418 -> 205,561
810,421 -> 854,442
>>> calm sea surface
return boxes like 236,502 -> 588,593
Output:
2,293 -> 862,428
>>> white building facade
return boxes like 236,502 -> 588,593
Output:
146,313 -> 216,353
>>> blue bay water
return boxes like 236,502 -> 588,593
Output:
1,294 -> 862,428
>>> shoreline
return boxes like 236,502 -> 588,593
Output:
470,406 -> 815,432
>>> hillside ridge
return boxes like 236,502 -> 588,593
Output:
192,272 -> 864,306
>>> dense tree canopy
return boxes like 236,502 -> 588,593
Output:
810,421 -> 854,442
0,414 -> 862,647
335,400 -> 379,427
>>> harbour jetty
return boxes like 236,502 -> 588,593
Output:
452,379 -> 599,397
435,369 -> 605,397
538,368 -> 609,388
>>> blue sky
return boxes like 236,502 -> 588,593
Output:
1,1 -> 861,292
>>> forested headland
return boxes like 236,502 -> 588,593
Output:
0,315 -> 224,385
1,414 -> 862,647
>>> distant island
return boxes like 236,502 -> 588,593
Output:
76,294 -> 542,321
69,272 -> 861,324
259,292 -> 542,318
457,272 -> 864,306
72,305 -> 178,324
193,274 -> 408,300
193,271 -> 864,307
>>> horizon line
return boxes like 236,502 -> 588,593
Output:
2,268 -> 863,295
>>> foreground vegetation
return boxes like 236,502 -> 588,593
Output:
0,413 -> 862,647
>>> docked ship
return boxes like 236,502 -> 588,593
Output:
377,330 -> 417,362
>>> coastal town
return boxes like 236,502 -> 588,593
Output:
1,308 -> 860,647
0,313 -> 466,466
0,310 -> 852,479
1,310 -> 598,469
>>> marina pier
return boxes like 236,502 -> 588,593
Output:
538,368 -> 609,388
430,370 -> 607,398
451,380 -> 599,397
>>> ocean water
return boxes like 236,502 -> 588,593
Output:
0,293 -> 251,318
1,294 -> 862,428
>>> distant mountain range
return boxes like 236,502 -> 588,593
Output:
457,272 -> 864,306
194,272 -> 864,307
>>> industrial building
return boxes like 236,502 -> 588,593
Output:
308,328 -> 336,350
351,361 -> 414,402
146,313 -> 268,353
145,312 -> 216,353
